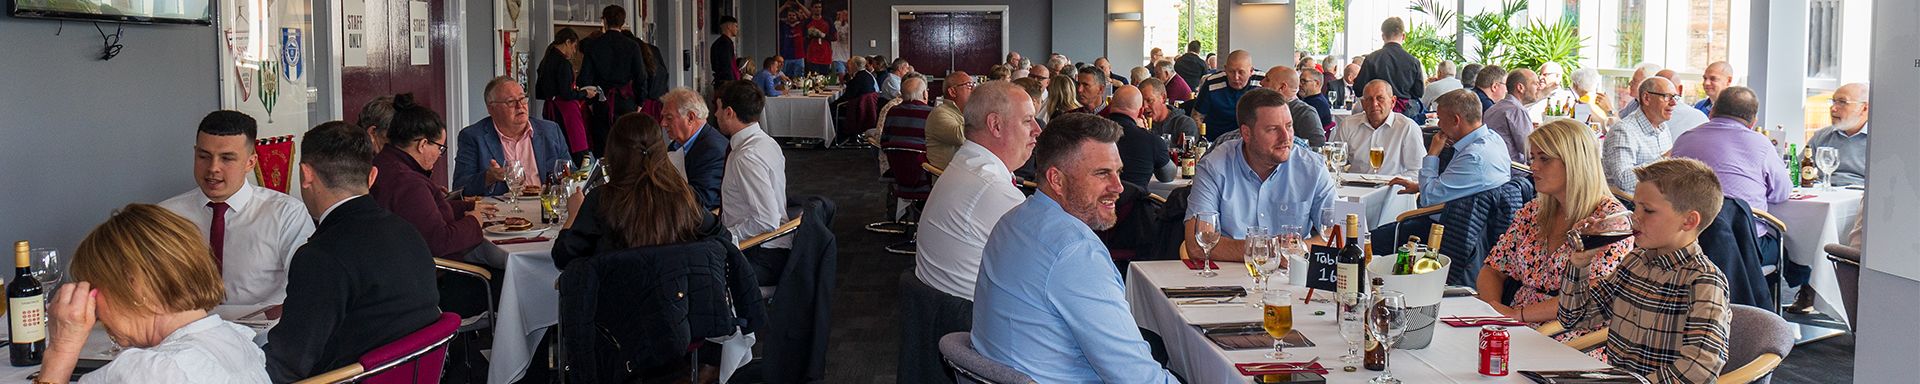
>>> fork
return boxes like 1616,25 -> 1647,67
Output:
1246,356 -> 1322,371
1177,297 -> 1239,305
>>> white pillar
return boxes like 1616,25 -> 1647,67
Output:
1748,0 -> 1808,143
1854,0 -> 1920,381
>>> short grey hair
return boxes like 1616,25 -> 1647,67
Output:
661,87 -> 709,120
1048,55 -> 1070,69
1569,68 -> 1601,93
1130,67 -> 1152,84
902,73 -> 928,101
963,81 -> 1026,135
890,58 -> 910,72
1436,60 -> 1455,77
848,56 -> 868,72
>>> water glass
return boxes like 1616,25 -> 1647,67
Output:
506,161 -> 527,212
1815,146 -> 1839,190
1336,291 -> 1369,364
1369,290 -> 1408,384
1193,212 -> 1220,278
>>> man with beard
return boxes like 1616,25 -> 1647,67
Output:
970,113 -> 1179,383
1806,82 -> 1870,187
1185,88 -> 1338,262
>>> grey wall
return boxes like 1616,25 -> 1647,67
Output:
0,18 -> 216,254
1854,0 -> 1919,380
736,0 -> 1069,68
1050,0 -> 1101,62
464,0 -> 497,123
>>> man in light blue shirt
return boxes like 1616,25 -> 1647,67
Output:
972,114 -> 1179,384
754,56 -> 789,96
1390,89 -> 1511,207
1185,88 -> 1338,261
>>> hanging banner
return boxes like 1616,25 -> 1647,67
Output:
410,0 -> 430,65
344,0 -> 366,66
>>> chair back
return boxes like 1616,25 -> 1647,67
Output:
762,196 -> 839,384
847,92 -> 887,136
883,146 -> 932,199
1395,174 -> 1533,286
1097,181 -> 1161,269
254,135 -> 297,193
355,312 -> 460,384
939,332 -> 1033,384
898,268 -> 976,384
1825,244 -> 1861,326
1722,304 -> 1794,384
1696,197 -> 1775,308
557,234 -> 760,384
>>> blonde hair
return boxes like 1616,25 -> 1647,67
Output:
1529,120 -> 1611,227
73,204 -> 225,315
1042,74 -> 1082,117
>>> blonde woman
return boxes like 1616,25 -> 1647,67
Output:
1478,120 -> 1634,360
42,204 -> 268,383
1041,74 -> 1082,119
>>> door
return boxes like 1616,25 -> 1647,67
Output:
343,0 -> 451,183
895,10 -> 1002,88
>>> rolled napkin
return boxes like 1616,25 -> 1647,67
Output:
1235,361 -> 1330,375
1183,258 -> 1220,270
492,236 -> 551,245
1440,316 -> 1528,327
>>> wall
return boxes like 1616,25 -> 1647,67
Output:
1855,0 -> 1920,379
1107,0 -> 1144,67
461,0 -> 496,124
0,18 -> 215,253
1223,0 -> 1294,69
1050,0 -> 1101,62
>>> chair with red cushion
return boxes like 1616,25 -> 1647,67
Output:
867,143 -> 931,255
293,312 -> 460,384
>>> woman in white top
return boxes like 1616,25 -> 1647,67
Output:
39,203 -> 268,384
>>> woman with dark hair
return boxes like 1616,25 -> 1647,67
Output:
537,28 -> 598,160
370,93 -> 505,266
552,113 -> 715,268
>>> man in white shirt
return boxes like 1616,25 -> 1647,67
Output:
915,81 -> 1040,301
1655,69 -> 1709,133
714,80 -> 793,282
1603,77 -> 1680,193
1421,60 -> 1463,108
159,110 -> 315,307
1332,80 -> 1426,177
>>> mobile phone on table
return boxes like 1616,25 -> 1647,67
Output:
25,358 -> 112,381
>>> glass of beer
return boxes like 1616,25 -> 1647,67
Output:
1369,146 -> 1386,174
1262,288 -> 1295,359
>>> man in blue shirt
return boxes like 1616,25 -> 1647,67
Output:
1191,50 -> 1263,141
1389,88 -> 1512,207
1185,88 -> 1338,261
972,114 -> 1179,384
1694,61 -> 1732,115
754,56 -> 789,97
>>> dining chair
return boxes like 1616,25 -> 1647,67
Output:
1559,327 -> 1609,353
1823,243 -> 1860,329
432,258 -> 494,381
1753,210 -> 1789,313
1719,304 -> 1795,384
939,332 -> 1036,384
866,145 -> 933,255
292,313 -> 460,384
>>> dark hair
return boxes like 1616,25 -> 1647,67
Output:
1034,113 -> 1123,176
1234,87 -> 1289,128
199,110 -> 258,143
600,113 -> 704,248
1381,17 -> 1406,37
1475,65 -> 1507,90
554,28 -> 580,45
355,96 -> 396,135
763,56 -> 782,71
1505,69 -> 1534,94
383,93 -> 446,146
1710,86 -> 1760,123
301,120 -> 377,193
602,5 -> 626,28
1186,40 -> 1201,53
715,80 -> 766,124
1460,63 -> 1483,85
719,15 -> 738,26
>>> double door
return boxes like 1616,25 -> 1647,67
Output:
896,11 -> 1002,89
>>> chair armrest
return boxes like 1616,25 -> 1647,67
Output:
922,163 -> 944,176
1510,161 -> 1530,174
435,257 -> 493,280
1561,327 -> 1608,352
291,364 -> 365,384
739,216 -> 804,249
1753,210 -> 1788,235
1020,180 -> 1037,189
1395,203 -> 1446,223
1534,320 -> 1565,337
1717,353 -> 1783,384
1147,193 -> 1167,204
1609,186 -> 1633,202
1825,244 -> 1861,265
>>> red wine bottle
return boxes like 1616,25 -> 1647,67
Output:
9,241 -> 45,366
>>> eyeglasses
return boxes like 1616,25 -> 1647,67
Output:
488,96 -> 530,107
1642,91 -> 1679,102
950,81 -> 978,89
1831,98 -> 1867,106
425,139 -> 446,152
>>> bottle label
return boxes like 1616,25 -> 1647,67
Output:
1337,263 -> 1361,293
9,295 -> 44,343
1801,166 -> 1817,180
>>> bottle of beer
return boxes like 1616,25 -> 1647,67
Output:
1337,215 -> 1366,294
1364,277 -> 1388,371
1393,238 -> 1416,275
1799,146 -> 1818,188
1785,143 -> 1799,185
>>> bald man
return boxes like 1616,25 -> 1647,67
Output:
1807,82 -> 1870,187
1192,50 -> 1265,141
1695,61 -> 1733,114
926,71 -> 976,169
1262,65 -> 1326,147
1655,69 -> 1711,133
1106,85 -> 1175,186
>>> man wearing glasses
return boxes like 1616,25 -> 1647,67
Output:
926,71 -> 976,170
453,76 -> 571,197
1601,76 -> 1681,193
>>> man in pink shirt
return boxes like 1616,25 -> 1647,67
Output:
453,77 -> 572,196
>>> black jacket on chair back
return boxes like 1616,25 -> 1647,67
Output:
265,196 -> 441,384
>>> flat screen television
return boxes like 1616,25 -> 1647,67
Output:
10,0 -> 213,25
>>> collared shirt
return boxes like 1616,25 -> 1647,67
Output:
1559,243 -> 1730,384
1331,112 -> 1425,177
1418,126 -> 1511,207
917,141 -> 1025,301
159,182 -> 315,306
498,126 -> 542,187
1602,110 -> 1675,193
881,72 -> 903,99
1692,98 -> 1713,115
1484,95 -> 1534,164
971,191 -> 1180,384
755,69 -> 784,96
1669,117 -> 1790,213
1187,138 -> 1338,238
925,101 -> 967,170
87,315 -> 272,383
669,124 -> 707,174
1806,123 -> 1869,187
1422,76 -> 1463,107
722,123 -> 791,249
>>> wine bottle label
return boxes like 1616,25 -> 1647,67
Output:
1337,263 -> 1361,293
9,295 -> 44,343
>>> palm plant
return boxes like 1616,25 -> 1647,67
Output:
1498,18 -> 1587,71
1404,0 -> 1462,74
1457,0 -> 1528,63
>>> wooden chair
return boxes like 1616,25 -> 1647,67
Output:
1559,327 -> 1609,353
1719,304 -> 1795,384
432,258 -> 494,332
922,163 -> 945,178
293,313 -> 460,384
739,216 -> 804,250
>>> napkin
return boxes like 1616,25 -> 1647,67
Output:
1235,362 -> 1330,375
1441,316 -> 1528,327
493,236 -> 551,245
1183,258 -> 1220,270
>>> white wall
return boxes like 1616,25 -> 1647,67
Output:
1853,0 -> 1920,380
1108,0 -> 1146,66
1221,0 -> 1294,69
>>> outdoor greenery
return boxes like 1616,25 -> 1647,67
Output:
1178,0 -> 1218,55
1404,0 -> 1587,73
1295,0 -> 1347,55
1499,18 -> 1588,71
1404,0 -> 1461,74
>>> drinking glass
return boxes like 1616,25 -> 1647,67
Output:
1261,288 -> 1295,359
547,183 -> 572,228
505,161 -> 527,212
1245,231 -> 1272,305
1336,291 -> 1369,363
1369,290 -> 1408,384
29,248 -> 63,307
1369,146 -> 1386,174
1815,147 -> 1839,190
552,159 -> 576,183
1274,224 -> 1304,276
1569,210 -> 1634,252
1325,141 -> 1349,181
1193,212 -> 1220,277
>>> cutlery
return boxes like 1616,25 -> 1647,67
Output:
1244,356 -> 1323,371
1177,297 -> 1239,305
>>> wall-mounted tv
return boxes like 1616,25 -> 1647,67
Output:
10,0 -> 213,25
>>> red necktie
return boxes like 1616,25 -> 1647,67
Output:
207,202 -> 228,273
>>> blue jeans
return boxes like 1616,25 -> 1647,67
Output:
832,61 -> 847,75
784,58 -> 807,77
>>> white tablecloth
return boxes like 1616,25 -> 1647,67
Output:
1768,188 -> 1864,325
485,199 -> 564,384
1125,260 -> 1609,383
1148,175 -> 1417,232
762,93 -> 837,142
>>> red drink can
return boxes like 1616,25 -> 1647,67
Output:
1479,325 -> 1510,376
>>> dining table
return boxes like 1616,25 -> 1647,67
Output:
482,197 -> 563,384
1767,187 -> 1864,326
760,90 -> 840,144
1125,260 -> 1611,383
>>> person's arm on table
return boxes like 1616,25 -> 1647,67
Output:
1048,242 -> 1180,384
1182,160 -> 1241,261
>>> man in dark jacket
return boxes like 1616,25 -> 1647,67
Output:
1174,41 -> 1207,93
267,121 -> 441,384
1354,17 -> 1428,124
1107,86 -> 1173,187
710,16 -> 740,84
579,5 -> 648,153
662,88 -> 728,211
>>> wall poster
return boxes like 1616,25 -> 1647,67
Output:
343,0 -> 367,66
409,0 -> 431,65
219,0 -> 309,130
773,0 -> 850,76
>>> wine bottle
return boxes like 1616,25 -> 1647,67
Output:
1393,238 -> 1414,275
1363,277 -> 1388,371
9,241 -> 44,367
1413,225 -> 1447,274
1799,147 -> 1818,188
1336,214 -> 1366,295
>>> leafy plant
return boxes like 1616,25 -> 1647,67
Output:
1497,18 -> 1588,71
1405,0 -> 1462,73
1457,0 -> 1528,63
1296,0 -> 1347,54
1178,0 -> 1219,55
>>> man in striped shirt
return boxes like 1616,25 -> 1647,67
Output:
1561,158 -> 1730,384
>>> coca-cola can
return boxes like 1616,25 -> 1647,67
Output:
1479,325 -> 1510,376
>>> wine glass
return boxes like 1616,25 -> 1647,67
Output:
1369,146 -> 1386,174
1815,146 -> 1839,191
1193,212 -> 1220,278
1325,141 -> 1349,181
552,159 -> 576,183
1261,288 -> 1295,359
1369,290 -> 1408,384
29,248 -> 62,293
505,161 -> 527,212
1569,210 -> 1634,252
1273,224 -> 1303,280
1320,206 -> 1339,244
1336,291 -> 1369,364
1244,229 -> 1271,305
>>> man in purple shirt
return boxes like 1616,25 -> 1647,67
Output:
1483,69 -> 1537,164
1667,86 -> 1789,216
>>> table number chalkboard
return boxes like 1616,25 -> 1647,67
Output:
1305,245 -> 1342,292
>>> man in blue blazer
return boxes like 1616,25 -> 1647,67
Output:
455,78 -> 572,197
661,88 -> 729,211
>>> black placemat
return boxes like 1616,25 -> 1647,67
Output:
1195,322 -> 1316,350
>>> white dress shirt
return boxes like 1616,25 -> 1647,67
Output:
159,182 -> 314,306
85,315 -> 271,383
1421,76 -> 1463,107
1601,110 -> 1675,193
1330,112 -> 1426,177
1665,103 -> 1709,134
721,123 -> 791,249
915,141 -> 1025,301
